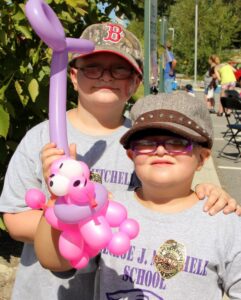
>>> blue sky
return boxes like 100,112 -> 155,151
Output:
97,2 -> 128,26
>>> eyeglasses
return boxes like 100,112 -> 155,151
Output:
130,137 -> 194,155
77,64 -> 134,80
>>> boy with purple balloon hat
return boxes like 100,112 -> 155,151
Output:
0,20 -> 239,300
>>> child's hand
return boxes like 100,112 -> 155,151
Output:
41,143 -> 64,184
41,143 -> 76,184
195,183 -> 240,216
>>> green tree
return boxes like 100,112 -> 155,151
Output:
168,0 -> 240,76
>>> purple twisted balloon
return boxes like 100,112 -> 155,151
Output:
25,0 -> 94,154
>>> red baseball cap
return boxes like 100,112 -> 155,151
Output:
69,23 -> 143,76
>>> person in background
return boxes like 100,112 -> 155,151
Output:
206,67 -> 218,114
34,93 -> 241,299
164,41 -> 177,94
215,59 -> 237,116
150,76 -> 159,95
203,55 -> 220,114
0,22 -> 239,300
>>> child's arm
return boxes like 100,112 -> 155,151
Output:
33,142 -> 79,271
34,214 -> 72,272
3,143 -> 76,244
3,210 -> 43,243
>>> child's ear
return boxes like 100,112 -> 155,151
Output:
126,149 -> 134,160
135,76 -> 142,91
70,68 -> 78,91
131,75 -> 142,95
196,148 -> 211,171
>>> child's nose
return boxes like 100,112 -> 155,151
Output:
100,69 -> 113,81
155,144 -> 168,155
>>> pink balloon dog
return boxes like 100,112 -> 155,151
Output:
24,0 -> 139,269
26,158 -> 139,269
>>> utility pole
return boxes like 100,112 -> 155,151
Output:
159,16 -> 167,92
144,0 -> 150,96
194,0 -> 198,87
144,0 -> 157,96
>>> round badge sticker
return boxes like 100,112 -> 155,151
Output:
154,239 -> 186,279
90,171 -> 102,183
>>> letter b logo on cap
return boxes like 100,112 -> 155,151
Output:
103,24 -> 123,43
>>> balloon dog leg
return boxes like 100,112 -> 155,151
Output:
80,216 -> 113,250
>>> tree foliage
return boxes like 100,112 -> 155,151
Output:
127,0 -> 240,77
168,0 -> 241,76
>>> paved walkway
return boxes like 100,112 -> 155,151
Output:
192,90 -> 241,300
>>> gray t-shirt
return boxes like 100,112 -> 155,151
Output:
0,117 -> 135,300
98,191 -> 241,300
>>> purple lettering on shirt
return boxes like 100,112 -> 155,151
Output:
201,260 -> 209,276
110,171 -> 118,183
103,170 -> 111,182
183,255 -> 190,272
91,168 -> 130,186
122,265 -> 134,282
135,268 -> 145,285
137,248 -> 146,264
189,257 -> 198,274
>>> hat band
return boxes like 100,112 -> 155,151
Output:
133,109 -> 211,141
